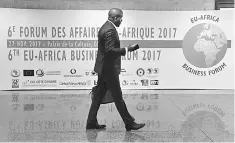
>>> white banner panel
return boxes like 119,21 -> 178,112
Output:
0,8 -> 233,90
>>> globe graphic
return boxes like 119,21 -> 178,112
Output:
182,23 -> 227,68
181,111 -> 228,142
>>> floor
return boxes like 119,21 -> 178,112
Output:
0,89 -> 233,142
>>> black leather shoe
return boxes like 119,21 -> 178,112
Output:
86,124 -> 106,130
125,122 -> 145,131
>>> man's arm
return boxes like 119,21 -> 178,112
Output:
104,29 -> 126,56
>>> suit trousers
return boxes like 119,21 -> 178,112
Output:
86,72 -> 135,125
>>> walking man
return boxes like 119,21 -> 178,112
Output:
86,8 -> 145,131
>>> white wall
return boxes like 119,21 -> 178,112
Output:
0,0 -> 215,10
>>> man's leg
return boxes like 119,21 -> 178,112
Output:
103,74 -> 135,125
104,74 -> 145,131
86,75 -> 107,126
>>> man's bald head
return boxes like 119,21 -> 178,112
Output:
108,8 -> 123,19
108,8 -> 123,27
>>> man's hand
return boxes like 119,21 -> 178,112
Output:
127,44 -> 139,52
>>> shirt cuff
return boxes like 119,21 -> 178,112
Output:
125,47 -> 128,53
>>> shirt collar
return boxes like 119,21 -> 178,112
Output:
108,20 -> 118,31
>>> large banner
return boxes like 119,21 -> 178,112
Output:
0,8 -> 233,90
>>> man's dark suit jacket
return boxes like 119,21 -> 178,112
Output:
93,20 -> 126,104
94,20 -> 126,75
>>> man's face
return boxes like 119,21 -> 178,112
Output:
115,13 -> 123,27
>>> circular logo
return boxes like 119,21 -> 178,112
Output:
153,68 -> 159,74
122,80 -> 128,85
136,103 -> 144,111
36,69 -> 44,77
70,106 -> 76,111
11,70 -> 20,77
147,68 -> 153,74
85,72 -> 89,76
70,69 -> 76,74
182,23 -> 227,68
137,68 -> 145,76
181,111 -> 229,142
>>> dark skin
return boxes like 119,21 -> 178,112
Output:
107,8 -> 138,50
108,8 -> 123,27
